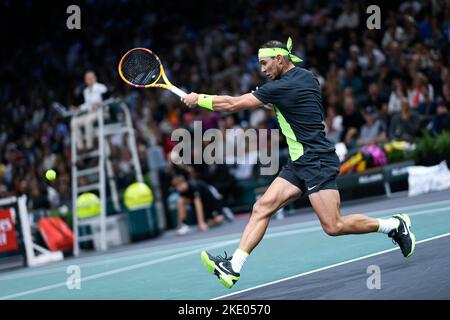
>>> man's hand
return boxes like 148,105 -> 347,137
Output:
182,92 -> 199,108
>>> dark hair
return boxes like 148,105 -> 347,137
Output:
172,175 -> 186,186
260,40 -> 291,62
261,40 -> 286,49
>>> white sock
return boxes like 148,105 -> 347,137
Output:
377,218 -> 400,234
231,249 -> 249,273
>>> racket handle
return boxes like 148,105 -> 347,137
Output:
170,86 -> 187,98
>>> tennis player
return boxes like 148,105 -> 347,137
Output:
182,37 -> 416,289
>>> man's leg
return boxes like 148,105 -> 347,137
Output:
70,116 -> 85,149
176,196 -> 191,235
238,177 -> 302,253
308,189 -> 379,236
176,196 -> 188,229
309,189 -> 416,257
84,111 -> 98,149
200,177 -> 302,288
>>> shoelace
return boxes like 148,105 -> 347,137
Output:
388,230 -> 399,246
216,251 -> 232,261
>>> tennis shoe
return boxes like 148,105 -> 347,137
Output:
200,251 -> 240,289
388,214 -> 416,258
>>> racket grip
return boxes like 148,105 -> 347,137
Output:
170,86 -> 187,98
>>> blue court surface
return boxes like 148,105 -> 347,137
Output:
0,190 -> 449,300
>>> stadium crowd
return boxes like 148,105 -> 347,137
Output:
1,0 -> 450,218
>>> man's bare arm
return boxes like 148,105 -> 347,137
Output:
183,92 -> 264,112
212,93 -> 264,112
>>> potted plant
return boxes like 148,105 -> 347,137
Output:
434,130 -> 450,167
413,130 -> 439,166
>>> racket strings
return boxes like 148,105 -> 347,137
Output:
121,50 -> 161,85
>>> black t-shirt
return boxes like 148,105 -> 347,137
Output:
179,180 -> 217,207
342,111 -> 365,140
253,67 -> 335,160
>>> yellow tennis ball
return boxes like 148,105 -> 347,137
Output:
45,169 -> 57,181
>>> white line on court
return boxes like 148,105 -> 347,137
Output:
0,205 -> 449,283
0,238 -> 237,300
212,232 -> 450,300
4,195 -> 450,277
3,228 -> 449,300
0,243 -> 206,281
0,224 -> 325,288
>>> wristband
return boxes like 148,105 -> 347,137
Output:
198,94 -> 215,110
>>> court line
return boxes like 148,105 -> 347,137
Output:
0,238 -> 237,300
0,224 -> 325,291
1,204 -> 449,299
212,232 -> 450,300
0,243 -> 206,281
5,195 -> 449,275
0,205 -> 448,282
2,204 -> 449,299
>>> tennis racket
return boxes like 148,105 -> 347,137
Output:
118,48 -> 187,98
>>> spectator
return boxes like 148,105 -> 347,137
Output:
429,99 -> 450,135
389,98 -> 421,141
382,22 -> 407,50
340,62 -> 363,95
345,45 -> 360,70
386,41 -> 403,74
417,85 -> 437,115
358,39 -> 386,73
357,106 -> 387,145
324,106 -> 343,144
335,2 -> 359,30
363,82 -> 388,112
341,96 -> 364,147
408,73 -> 434,109
388,78 -> 407,114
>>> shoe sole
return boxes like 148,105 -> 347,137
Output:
200,251 -> 234,289
393,214 -> 416,258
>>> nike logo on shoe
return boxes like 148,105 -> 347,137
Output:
402,222 -> 409,235
389,214 -> 416,258
201,251 -> 240,288
218,262 -> 231,274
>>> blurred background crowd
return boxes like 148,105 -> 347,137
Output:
1,0 -> 449,218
